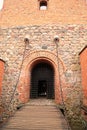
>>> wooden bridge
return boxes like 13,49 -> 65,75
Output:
0,99 -> 69,130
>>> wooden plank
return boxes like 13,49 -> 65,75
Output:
0,99 -> 69,130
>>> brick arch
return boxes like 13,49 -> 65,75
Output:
24,50 -> 66,72
18,50 -> 66,103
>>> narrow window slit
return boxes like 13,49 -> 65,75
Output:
40,1 -> 47,10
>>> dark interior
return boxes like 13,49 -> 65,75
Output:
40,1 -> 47,7
38,80 -> 47,97
30,62 -> 54,99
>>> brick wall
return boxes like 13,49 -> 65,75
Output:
0,24 -> 87,115
0,60 -> 4,95
0,0 -> 87,128
0,0 -> 87,27
80,46 -> 87,106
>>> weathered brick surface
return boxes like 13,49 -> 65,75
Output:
0,60 -> 4,95
80,49 -> 87,129
80,47 -> 87,106
0,1 -> 87,128
0,0 -> 87,27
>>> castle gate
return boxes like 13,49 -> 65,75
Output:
18,50 -> 65,103
30,62 -> 54,99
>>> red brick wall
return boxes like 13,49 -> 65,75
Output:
80,47 -> 87,106
0,60 -> 4,95
0,0 -> 87,27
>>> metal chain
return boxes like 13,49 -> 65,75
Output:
55,42 -> 71,130
0,37 -> 71,130
0,40 -> 27,121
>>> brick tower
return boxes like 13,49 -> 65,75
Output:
0,0 -> 87,129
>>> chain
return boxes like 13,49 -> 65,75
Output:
55,42 -> 71,130
0,40 -> 27,122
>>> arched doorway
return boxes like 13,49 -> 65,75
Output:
18,50 -> 66,103
30,62 -> 54,99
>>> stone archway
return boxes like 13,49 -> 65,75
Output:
18,50 -> 66,104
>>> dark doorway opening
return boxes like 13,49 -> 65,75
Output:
30,62 -> 54,99
38,80 -> 47,97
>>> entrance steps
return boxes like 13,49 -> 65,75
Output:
0,99 -> 69,130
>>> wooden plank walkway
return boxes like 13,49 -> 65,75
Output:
0,99 -> 69,130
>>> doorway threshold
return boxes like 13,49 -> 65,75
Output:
27,99 -> 55,106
